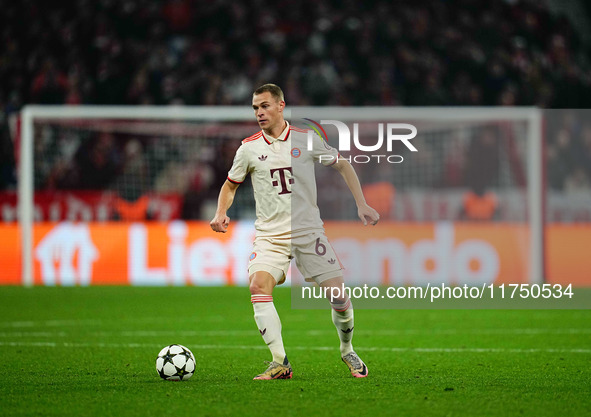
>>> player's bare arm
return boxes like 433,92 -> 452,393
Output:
210,180 -> 240,233
332,158 -> 380,226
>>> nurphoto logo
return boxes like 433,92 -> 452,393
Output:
301,118 -> 418,164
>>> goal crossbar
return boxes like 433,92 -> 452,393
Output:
19,105 -> 543,286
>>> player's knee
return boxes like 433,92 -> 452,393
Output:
249,280 -> 265,295
249,272 -> 275,295
327,288 -> 350,310
320,278 -> 348,305
330,293 -> 350,307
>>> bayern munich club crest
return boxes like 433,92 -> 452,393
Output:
249,252 -> 257,261
291,148 -> 301,158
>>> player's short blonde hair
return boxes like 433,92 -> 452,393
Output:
253,84 -> 284,102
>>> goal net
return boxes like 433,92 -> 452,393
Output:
14,106 -> 543,287
289,107 -> 542,291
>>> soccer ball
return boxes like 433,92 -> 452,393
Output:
156,344 -> 196,381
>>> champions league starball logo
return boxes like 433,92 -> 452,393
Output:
300,118 -> 418,164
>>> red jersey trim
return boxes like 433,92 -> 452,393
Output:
327,153 -> 341,166
262,127 -> 291,145
227,176 -> 243,184
242,132 -> 262,144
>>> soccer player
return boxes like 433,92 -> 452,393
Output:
210,84 -> 379,380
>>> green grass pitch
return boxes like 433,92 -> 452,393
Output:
0,287 -> 589,417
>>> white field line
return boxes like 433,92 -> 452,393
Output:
0,328 -> 590,337
0,318 -> 167,328
0,341 -> 589,354
0,316 -> 235,329
0,332 -> 67,337
0,317 -> 231,328
112,328 -> 591,337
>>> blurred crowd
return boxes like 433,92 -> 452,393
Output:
1,0 -> 591,196
1,0 -> 590,109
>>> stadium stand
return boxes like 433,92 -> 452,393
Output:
1,0 -> 590,214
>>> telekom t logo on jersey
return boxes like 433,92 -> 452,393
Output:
270,167 -> 294,194
303,119 -> 418,164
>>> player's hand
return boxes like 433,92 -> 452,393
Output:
358,204 -> 380,226
210,214 -> 230,233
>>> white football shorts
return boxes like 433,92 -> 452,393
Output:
247,231 -> 343,285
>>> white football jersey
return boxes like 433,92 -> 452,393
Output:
227,121 -> 339,237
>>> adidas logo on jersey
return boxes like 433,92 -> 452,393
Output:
258,155 -> 268,161
328,258 -> 336,264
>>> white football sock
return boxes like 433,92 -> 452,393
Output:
331,297 -> 354,356
251,294 -> 287,363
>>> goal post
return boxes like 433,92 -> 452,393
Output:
18,105 -> 544,287
527,109 -> 543,286
19,105 -> 255,286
